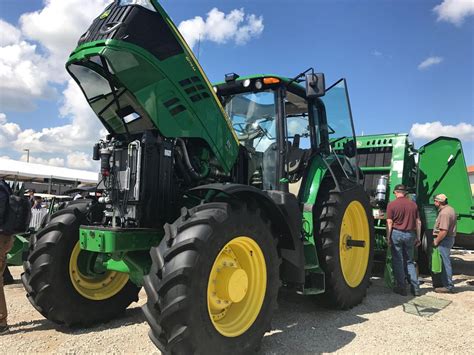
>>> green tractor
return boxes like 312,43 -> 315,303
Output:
22,0 -> 374,353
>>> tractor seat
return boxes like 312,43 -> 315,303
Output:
286,134 -> 311,175
286,146 -> 310,174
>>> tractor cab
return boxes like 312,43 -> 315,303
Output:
215,73 -> 359,196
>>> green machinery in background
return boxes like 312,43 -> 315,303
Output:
20,1 -> 375,354
7,195 -> 71,266
348,133 -> 474,272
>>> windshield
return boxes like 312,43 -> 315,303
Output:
224,91 -> 277,189
68,64 -> 113,101
321,79 -> 358,179
224,91 -> 276,152
118,0 -> 156,11
321,79 -> 355,144
68,60 -> 154,135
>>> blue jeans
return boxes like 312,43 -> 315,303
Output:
391,230 -> 419,291
437,236 -> 455,290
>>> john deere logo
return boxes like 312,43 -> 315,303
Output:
100,10 -> 110,19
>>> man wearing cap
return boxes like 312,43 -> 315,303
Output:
386,184 -> 422,296
432,193 -> 457,293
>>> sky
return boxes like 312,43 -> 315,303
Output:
0,0 -> 473,171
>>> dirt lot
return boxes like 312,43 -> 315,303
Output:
2,251 -> 474,354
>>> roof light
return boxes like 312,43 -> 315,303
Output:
263,77 -> 280,85
225,73 -> 240,82
255,80 -> 263,90
242,79 -> 251,88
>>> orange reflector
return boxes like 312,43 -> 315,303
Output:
263,77 -> 280,84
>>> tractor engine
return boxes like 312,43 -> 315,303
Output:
92,131 -> 235,230
93,132 -> 176,229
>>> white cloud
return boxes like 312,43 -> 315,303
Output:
178,8 -> 264,48
12,79 -> 103,154
418,56 -> 444,70
0,114 -> 21,148
410,121 -> 474,141
372,50 -> 383,57
19,0 -> 109,83
433,0 -> 474,26
0,0 -> 109,112
0,37 -> 57,110
66,152 -> 94,169
20,154 -> 65,167
0,20 -> 21,46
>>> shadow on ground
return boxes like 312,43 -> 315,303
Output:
260,276 -> 408,354
7,306 -> 146,336
261,255 -> 474,354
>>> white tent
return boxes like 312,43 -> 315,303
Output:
0,158 -> 98,184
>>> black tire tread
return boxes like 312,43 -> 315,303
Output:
21,201 -> 140,327
315,180 -> 375,309
143,200 -> 280,354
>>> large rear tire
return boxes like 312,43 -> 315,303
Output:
142,201 -> 279,354
21,200 -> 140,326
314,182 -> 375,309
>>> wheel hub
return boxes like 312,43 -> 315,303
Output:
339,201 -> 370,288
216,267 -> 248,303
69,242 -> 129,300
207,237 -> 267,337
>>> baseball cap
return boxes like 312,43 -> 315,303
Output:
434,193 -> 447,202
393,184 -> 407,192
25,188 -> 36,193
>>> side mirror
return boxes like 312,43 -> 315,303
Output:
305,73 -> 325,98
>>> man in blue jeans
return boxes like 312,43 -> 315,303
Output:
432,194 -> 457,293
386,184 -> 422,296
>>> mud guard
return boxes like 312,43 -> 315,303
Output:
189,183 -> 305,285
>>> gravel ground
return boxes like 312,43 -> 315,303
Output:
2,251 -> 473,354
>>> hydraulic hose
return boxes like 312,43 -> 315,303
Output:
174,147 -> 193,185
176,138 -> 209,180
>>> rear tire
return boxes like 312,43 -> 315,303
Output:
314,182 -> 375,309
142,201 -> 279,354
21,200 -> 140,326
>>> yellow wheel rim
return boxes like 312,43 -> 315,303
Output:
69,242 -> 129,301
207,236 -> 266,337
339,201 -> 370,288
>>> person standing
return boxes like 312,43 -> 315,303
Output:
26,189 -> 36,207
386,184 -> 422,296
29,196 -> 48,231
432,194 -> 457,293
0,179 -> 14,334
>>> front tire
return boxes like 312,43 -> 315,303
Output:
314,182 -> 375,309
21,200 -> 140,326
142,201 -> 279,354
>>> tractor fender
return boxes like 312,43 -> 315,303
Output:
189,183 -> 305,284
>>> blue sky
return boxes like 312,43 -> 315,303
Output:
0,0 -> 472,169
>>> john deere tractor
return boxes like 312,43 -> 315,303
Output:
22,1 -> 374,353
